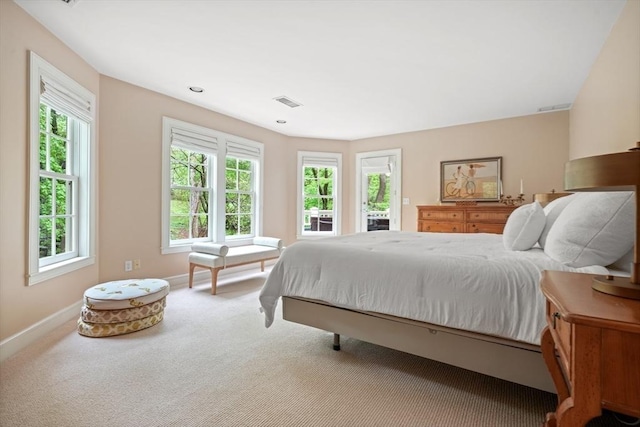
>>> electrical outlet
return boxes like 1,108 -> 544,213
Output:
124,260 -> 133,272
133,259 -> 141,270
402,198 -> 410,205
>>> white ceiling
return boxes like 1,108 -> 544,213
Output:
15,0 -> 626,141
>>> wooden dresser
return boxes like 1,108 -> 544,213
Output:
416,205 -> 516,234
540,270 -> 640,426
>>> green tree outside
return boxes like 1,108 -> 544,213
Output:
39,104 -> 71,258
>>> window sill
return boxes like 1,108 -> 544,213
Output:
28,255 -> 95,286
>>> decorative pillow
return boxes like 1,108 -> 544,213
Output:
538,193 -> 577,249
544,191 -> 635,267
503,202 -> 546,251
191,243 -> 229,256
253,236 -> 284,249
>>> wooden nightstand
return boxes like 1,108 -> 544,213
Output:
540,270 -> 640,427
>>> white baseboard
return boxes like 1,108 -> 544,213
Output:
0,300 -> 82,363
0,261 -> 276,362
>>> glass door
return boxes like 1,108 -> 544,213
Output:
356,150 -> 401,232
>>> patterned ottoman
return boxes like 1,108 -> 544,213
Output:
78,278 -> 169,337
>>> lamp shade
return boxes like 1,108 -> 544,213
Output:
565,150 -> 639,192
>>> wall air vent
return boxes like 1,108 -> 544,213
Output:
537,103 -> 571,112
274,96 -> 302,108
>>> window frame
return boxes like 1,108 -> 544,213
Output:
161,117 -> 263,254
168,145 -> 215,246
28,51 -> 96,286
224,156 -> 257,240
297,151 -> 342,239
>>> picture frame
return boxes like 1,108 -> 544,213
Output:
440,157 -> 502,203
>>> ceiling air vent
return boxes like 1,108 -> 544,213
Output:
274,96 -> 302,108
537,103 -> 571,112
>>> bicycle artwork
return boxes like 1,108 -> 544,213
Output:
440,157 -> 502,203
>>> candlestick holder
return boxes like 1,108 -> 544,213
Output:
499,193 -> 525,206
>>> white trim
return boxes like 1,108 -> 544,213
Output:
355,149 -> 402,233
224,138 -> 264,240
297,151 -> 342,238
0,299 -> 83,363
161,117 -> 264,254
28,51 -> 96,286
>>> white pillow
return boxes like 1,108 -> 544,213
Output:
544,191 -> 635,267
191,243 -> 229,256
538,193 -> 577,249
503,202 -> 546,251
253,236 -> 284,249
608,247 -> 633,273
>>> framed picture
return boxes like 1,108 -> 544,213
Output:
440,157 -> 502,202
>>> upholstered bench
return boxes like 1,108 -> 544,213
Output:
77,278 -> 170,337
188,237 -> 283,294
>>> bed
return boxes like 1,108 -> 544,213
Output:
259,192 -> 635,392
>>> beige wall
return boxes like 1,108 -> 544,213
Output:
348,112 -> 570,231
98,76 -> 296,282
0,1 -> 101,340
98,76 -> 348,283
570,0 -> 640,158
1,0 -> 637,342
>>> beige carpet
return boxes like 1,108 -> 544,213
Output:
0,268 -> 622,427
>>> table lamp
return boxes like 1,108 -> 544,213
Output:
564,143 -> 640,300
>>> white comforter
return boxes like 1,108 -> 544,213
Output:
259,231 -> 609,345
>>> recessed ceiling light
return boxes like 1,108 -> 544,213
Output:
189,87 -> 204,93
276,120 -> 287,124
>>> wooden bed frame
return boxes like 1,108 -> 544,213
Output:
283,296 -> 555,393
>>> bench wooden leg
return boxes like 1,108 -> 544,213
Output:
189,263 -> 196,288
260,260 -> 265,272
210,267 -> 220,295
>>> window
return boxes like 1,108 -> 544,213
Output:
225,157 -> 254,237
297,151 -> 342,237
162,118 -> 263,253
170,147 -> 212,242
28,52 -> 96,285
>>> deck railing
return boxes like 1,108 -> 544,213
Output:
303,209 -> 390,231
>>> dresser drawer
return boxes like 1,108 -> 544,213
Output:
548,301 -> 572,379
466,223 -> 507,234
416,205 -> 515,234
419,210 -> 464,221
419,221 -> 463,233
466,211 -> 512,223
